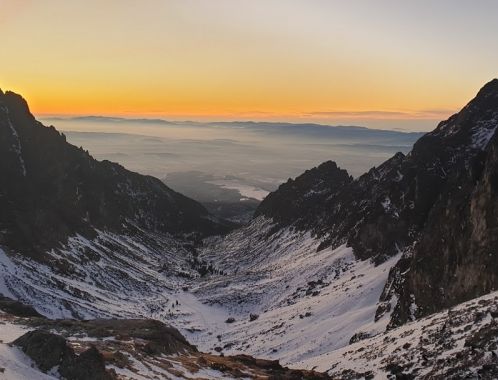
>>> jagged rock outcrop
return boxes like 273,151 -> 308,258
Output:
390,89 -> 498,325
255,161 -> 352,230
29,318 -> 196,356
0,90 -> 231,258
13,330 -> 114,380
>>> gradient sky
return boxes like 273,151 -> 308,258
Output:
1,0 -> 497,130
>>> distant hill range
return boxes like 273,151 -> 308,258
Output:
43,114 -> 425,141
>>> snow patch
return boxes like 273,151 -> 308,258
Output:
471,117 -> 498,149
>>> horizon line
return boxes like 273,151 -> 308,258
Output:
37,114 -> 429,134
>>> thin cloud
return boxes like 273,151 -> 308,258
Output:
303,109 -> 455,120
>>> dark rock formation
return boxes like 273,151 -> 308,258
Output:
0,90 -> 231,258
13,330 -> 114,379
12,315 -> 331,379
29,318 -> 195,355
13,330 -> 73,372
256,160 -> 352,230
61,345 -> 112,380
390,88 -> 498,326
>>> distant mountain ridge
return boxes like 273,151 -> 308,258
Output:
45,115 -> 180,125
42,115 -> 424,140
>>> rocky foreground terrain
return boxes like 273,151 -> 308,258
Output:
0,298 -> 328,379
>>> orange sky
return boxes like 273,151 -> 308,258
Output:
1,0 -> 497,130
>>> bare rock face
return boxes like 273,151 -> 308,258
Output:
13,330 -> 114,380
0,90 -> 231,258
61,346 -> 113,380
255,79 -> 498,326
13,330 -> 72,372
31,318 -> 197,355
255,160 -> 353,229
391,116 -> 498,326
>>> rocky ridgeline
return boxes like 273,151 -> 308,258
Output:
256,79 -> 498,326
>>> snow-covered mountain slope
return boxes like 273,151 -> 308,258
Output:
186,217 -> 401,365
180,78 -> 498,369
1,81 -> 498,378
295,290 -> 498,379
0,217 -> 400,368
0,228 -> 210,320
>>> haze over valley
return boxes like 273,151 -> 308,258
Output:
43,116 -> 423,222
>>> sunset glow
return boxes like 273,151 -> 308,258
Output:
1,0 -> 498,130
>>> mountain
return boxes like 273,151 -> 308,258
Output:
255,78 -> 498,326
0,81 -> 497,379
0,88 -> 334,378
187,79 -> 498,376
0,90 -> 230,260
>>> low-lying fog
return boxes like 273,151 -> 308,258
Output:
41,116 -> 424,223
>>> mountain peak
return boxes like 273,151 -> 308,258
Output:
459,78 -> 498,113
464,78 -> 498,114
2,91 -> 33,118
476,78 -> 498,97
419,79 -> 498,152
